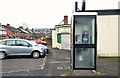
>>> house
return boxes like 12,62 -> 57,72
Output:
52,16 -> 71,50
18,26 -> 29,39
35,30 -> 40,39
15,29 -> 21,38
25,28 -> 33,39
10,26 -> 20,38
2,24 -> 18,38
31,28 -> 36,39
0,23 -> 7,39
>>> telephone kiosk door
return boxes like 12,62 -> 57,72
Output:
72,15 -> 97,70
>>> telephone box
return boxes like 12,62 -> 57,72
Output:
71,12 -> 97,70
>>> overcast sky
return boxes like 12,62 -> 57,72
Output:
0,0 -> 119,29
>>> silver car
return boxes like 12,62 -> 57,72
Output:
0,39 -> 46,59
38,44 -> 49,54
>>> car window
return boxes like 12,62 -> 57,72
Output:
29,41 -> 38,46
36,40 -> 39,42
6,40 -> 16,46
35,40 -> 37,42
0,41 -> 5,45
36,40 -> 41,42
16,40 -> 29,46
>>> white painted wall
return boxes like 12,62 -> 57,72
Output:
97,15 -> 119,57
52,30 -> 57,48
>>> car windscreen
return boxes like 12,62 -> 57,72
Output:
36,40 -> 41,42
29,41 -> 39,46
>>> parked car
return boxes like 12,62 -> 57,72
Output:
0,39 -> 46,59
34,40 -> 47,45
38,44 -> 49,54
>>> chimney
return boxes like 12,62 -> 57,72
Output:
64,16 -> 68,25
7,24 -> 10,26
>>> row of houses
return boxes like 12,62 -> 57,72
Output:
34,28 -> 52,38
0,23 -> 46,40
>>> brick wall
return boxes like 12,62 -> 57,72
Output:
28,33 -> 31,39
20,32 -> 24,38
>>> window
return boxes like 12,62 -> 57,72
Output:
75,48 -> 95,68
75,15 -> 95,44
0,41 -> 5,45
16,40 -> 29,46
36,40 -> 41,42
6,40 -> 16,46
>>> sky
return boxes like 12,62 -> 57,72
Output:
0,0 -> 119,29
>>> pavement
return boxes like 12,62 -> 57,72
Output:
1,45 -> 119,77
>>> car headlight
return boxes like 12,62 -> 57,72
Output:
40,47 -> 44,50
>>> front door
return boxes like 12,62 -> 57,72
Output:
16,40 -> 32,55
5,40 -> 18,55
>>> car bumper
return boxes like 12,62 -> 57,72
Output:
40,52 -> 44,55
45,49 -> 49,53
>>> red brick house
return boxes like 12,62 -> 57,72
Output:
2,24 -> 15,38
0,23 -> 7,39
2,24 -> 21,38
18,26 -> 29,39
25,28 -> 33,39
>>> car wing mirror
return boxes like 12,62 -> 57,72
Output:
27,45 -> 30,47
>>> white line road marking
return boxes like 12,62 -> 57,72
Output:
41,56 -> 47,69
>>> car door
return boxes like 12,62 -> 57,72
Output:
5,40 -> 18,55
16,40 -> 32,55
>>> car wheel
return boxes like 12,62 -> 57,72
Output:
0,52 -> 6,59
32,52 -> 40,59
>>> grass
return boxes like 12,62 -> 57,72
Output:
94,72 -> 106,76
64,69 -> 72,72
